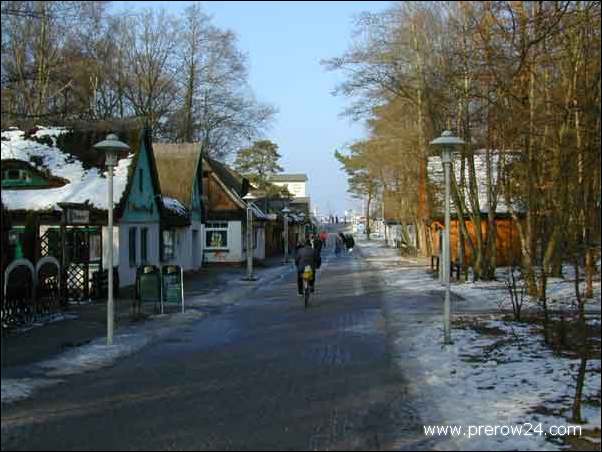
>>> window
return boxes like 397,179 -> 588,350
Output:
205,222 -> 228,249
141,228 -> 148,263
139,169 -> 143,193
3,169 -> 30,181
89,233 -> 102,262
129,227 -> 137,267
162,229 -> 176,261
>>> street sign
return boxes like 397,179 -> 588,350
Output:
161,265 -> 184,313
66,209 -> 90,224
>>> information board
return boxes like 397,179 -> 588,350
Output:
138,265 -> 160,303
161,265 -> 184,313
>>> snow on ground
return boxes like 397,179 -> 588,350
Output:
390,315 -> 601,450
1,378 -> 64,405
186,262 -> 296,308
4,312 -> 79,334
453,265 -> 601,315
1,309 -> 205,404
358,235 -> 601,450
1,262 -> 289,404
362,233 -> 601,316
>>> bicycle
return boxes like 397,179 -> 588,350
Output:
302,265 -> 313,309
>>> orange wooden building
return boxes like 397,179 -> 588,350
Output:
430,214 -> 522,267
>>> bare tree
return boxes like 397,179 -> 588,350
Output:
1,1 -> 108,122
117,9 -> 180,133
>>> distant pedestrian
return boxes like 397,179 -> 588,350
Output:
346,234 -> 355,251
334,235 -> 342,256
319,230 -> 328,247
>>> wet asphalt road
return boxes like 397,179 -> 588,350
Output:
1,241 -> 436,451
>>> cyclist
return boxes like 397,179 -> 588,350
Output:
295,239 -> 317,295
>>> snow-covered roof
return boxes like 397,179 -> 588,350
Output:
249,202 -> 269,221
428,150 -> 514,215
161,196 -> 188,217
1,127 -> 133,212
286,212 -> 307,223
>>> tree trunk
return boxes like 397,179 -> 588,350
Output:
572,356 -> 587,424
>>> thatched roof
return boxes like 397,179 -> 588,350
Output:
153,143 -> 201,208
203,156 -> 249,198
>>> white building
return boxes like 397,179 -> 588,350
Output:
269,174 -> 308,198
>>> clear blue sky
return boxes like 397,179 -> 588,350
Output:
112,1 -> 392,217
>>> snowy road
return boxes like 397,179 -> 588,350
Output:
1,239 -> 437,451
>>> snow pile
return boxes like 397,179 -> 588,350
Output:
1,309 -> 205,404
162,196 -> 188,216
1,126 -> 133,211
36,309 -> 205,377
8,312 -> 79,334
1,378 -> 64,404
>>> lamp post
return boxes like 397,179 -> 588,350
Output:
282,206 -> 291,263
430,130 -> 464,345
298,212 -> 306,238
94,133 -> 130,346
242,193 -> 256,281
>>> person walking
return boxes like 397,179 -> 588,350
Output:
334,234 -> 343,256
346,234 -> 355,251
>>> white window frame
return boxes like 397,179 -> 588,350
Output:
205,221 -> 229,250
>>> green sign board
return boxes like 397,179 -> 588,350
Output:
137,266 -> 161,303
162,265 -> 183,306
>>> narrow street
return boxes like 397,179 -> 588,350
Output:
1,238 -> 436,451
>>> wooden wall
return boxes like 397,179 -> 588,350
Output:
203,173 -> 242,213
431,217 -> 521,266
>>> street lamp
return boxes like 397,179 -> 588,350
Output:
430,130 -> 465,345
282,206 -> 291,263
242,193 -> 256,281
94,133 -> 130,346
298,212 -> 306,238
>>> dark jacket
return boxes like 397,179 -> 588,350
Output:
346,235 -> 355,248
295,245 -> 316,271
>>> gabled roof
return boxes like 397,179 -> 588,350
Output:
114,127 -> 163,219
203,157 -> 269,220
153,143 -> 202,209
204,157 -> 249,198
1,126 -> 135,213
